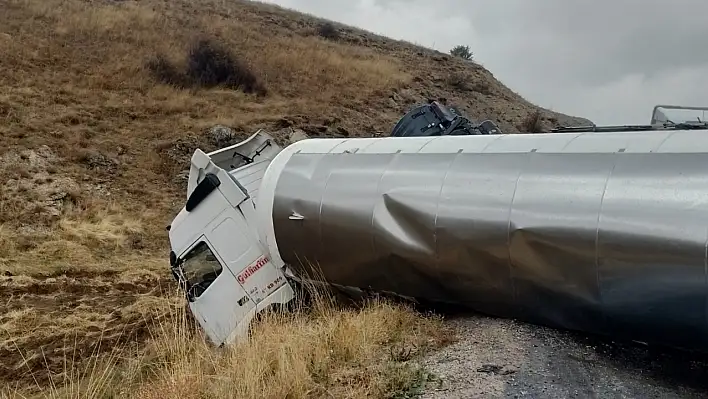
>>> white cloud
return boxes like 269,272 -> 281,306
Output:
260,0 -> 708,125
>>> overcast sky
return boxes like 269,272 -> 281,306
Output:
261,0 -> 708,125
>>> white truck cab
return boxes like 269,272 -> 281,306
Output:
167,130 -> 295,347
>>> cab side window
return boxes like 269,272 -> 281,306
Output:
180,241 -> 222,298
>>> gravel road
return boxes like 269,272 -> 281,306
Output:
420,313 -> 708,398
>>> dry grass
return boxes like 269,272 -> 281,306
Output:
0,198 -> 162,275
519,109 -> 546,133
3,283 -> 453,399
0,269 -> 177,392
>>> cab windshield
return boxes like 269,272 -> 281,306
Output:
179,241 -> 223,299
652,105 -> 708,125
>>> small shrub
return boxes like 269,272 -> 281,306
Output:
447,72 -> 468,91
450,44 -> 473,60
520,109 -> 545,133
146,54 -> 186,88
185,39 -> 266,95
317,22 -> 340,40
146,38 -> 267,96
7,164 -> 32,179
472,82 -> 493,96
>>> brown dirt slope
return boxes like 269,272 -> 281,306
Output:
0,0 -> 591,394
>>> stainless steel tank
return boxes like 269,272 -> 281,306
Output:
258,130 -> 708,352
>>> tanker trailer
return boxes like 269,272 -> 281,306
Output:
167,114 -> 708,353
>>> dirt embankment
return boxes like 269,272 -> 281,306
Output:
0,270 -> 176,390
0,0 -> 593,395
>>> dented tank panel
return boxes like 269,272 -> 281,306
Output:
268,130 -> 708,353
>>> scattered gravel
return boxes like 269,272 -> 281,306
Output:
421,314 -> 708,398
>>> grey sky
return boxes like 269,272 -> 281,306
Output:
261,0 -> 708,125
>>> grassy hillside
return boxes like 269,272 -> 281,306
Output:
0,0 -> 591,396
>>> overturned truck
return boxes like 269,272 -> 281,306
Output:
167,102 -> 708,353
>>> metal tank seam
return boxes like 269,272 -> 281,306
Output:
557,131 -> 606,330
501,132 -> 581,314
503,152 -> 531,312
557,133 -> 584,151
703,225 -> 708,336
342,136 -> 389,266
652,130 -> 708,344
652,130 -> 678,152
431,149 -> 462,288
479,135 -> 505,153
353,137 -> 381,153
326,138 -> 353,154
369,150 -> 399,268
480,134 -> 515,309
315,140 -> 349,268
681,131 -> 708,336
646,131 -> 706,337
592,151 -> 619,331
416,136 -> 441,153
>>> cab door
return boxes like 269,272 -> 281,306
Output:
178,234 -> 256,346
175,167 -> 286,346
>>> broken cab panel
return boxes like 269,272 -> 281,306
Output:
169,139 -> 293,347
177,237 -> 256,346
